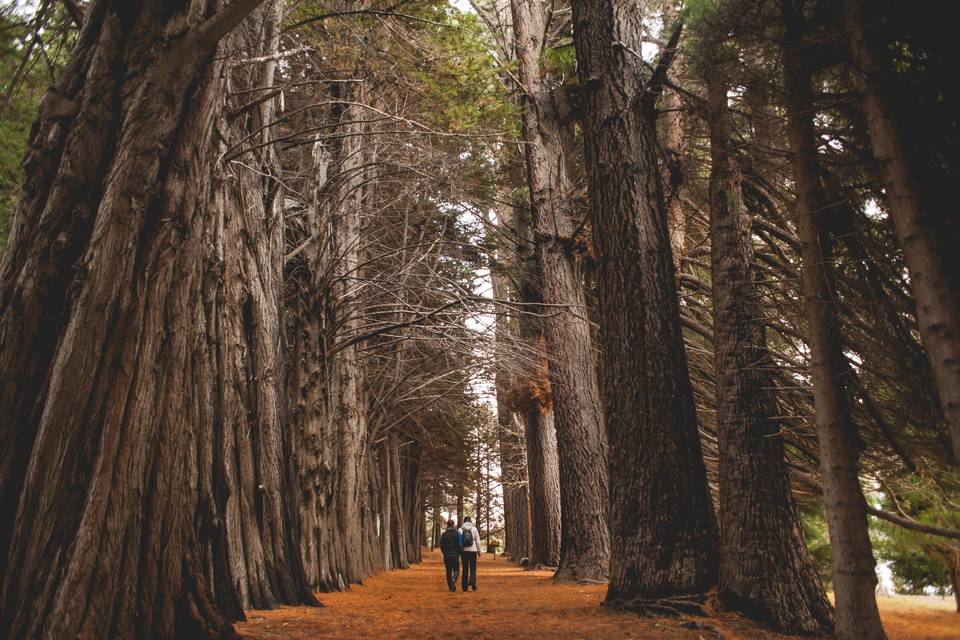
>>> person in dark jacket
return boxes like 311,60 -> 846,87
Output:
438,519 -> 461,591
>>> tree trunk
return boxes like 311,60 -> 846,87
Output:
216,2 -> 315,613
781,3 -> 887,638
950,550 -> 960,613
705,60 -> 834,634
489,202 -> 531,561
569,0 -> 719,603
285,123 -> 344,592
511,0 -> 610,582
380,442 -> 394,571
660,3 -> 687,275
476,424 -> 483,535
523,407 -> 562,567
330,94 -> 371,585
514,202 -> 562,568
842,0 -> 960,464
0,2 -> 320,637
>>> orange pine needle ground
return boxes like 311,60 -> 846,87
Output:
236,551 -> 958,639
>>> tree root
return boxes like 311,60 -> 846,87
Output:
606,593 -> 710,617
605,593 -> 728,639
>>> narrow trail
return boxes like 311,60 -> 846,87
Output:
236,551 -> 958,640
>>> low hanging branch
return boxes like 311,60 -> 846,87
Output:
865,506 -> 960,540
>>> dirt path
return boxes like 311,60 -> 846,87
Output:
236,551 -> 959,639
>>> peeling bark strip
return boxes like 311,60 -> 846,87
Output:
510,0 -> 609,582
0,1 -> 330,638
569,0 -> 719,602
704,46 -> 833,633
780,2 -> 886,638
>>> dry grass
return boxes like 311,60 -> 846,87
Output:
236,551 -> 958,640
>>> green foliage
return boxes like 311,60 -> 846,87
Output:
800,505 -> 833,589
873,485 -> 960,596
404,6 -> 516,135
0,3 -> 75,253
0,97 -> 32,249
542,44 -> 575,80
884,545 -> 952,595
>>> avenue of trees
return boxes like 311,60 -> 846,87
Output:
0,1 -> 957,639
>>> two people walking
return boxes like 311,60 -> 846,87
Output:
438,517 -> 481,592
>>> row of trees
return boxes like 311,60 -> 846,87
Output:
476,0 -> 958,638
0,0 -> 957,638
0,1 -> 515,637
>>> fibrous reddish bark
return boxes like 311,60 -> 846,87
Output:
704,53 -> 833,633
569,0 -> 719,604
515,204 -> 562,568
511,0 -> 609,582
0,2 -> 321,638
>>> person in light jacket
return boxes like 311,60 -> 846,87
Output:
458,517 -> 481,591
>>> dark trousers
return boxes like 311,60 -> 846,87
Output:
461,551 -> 477,590
443,554 -> 459,589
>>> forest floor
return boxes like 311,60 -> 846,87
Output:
236,551 -> 958,640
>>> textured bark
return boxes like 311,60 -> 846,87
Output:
511,0 -> 609,582
382,434 -> 413,571
705,62 -> 833,634
0,1 -> 321,637
215,3 -> 313,612
523,407 -> 562,567
570,0 -> 720,602
498,409 -> 530,560
489,203 -> 531,560
660,4 -> 687,273
400,441 -> 422,564
330,95 -> 371,585
514,203 -> 562,568
842,0 -> 960,464
285,144 -> 344,591
781,3 -> 887,637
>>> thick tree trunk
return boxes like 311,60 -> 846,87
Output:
216,3 -> 313,612
0,2 -> 320,637
705,64 -> 834,634
514,202 -> 562,568
842,0 -> 960,464
511,0 -> 609,582
285,137 -> 346,592
781,3 -> 887,638
523,407 -> 562,567
569,0 -> 719,604
330,95 -> 371,585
